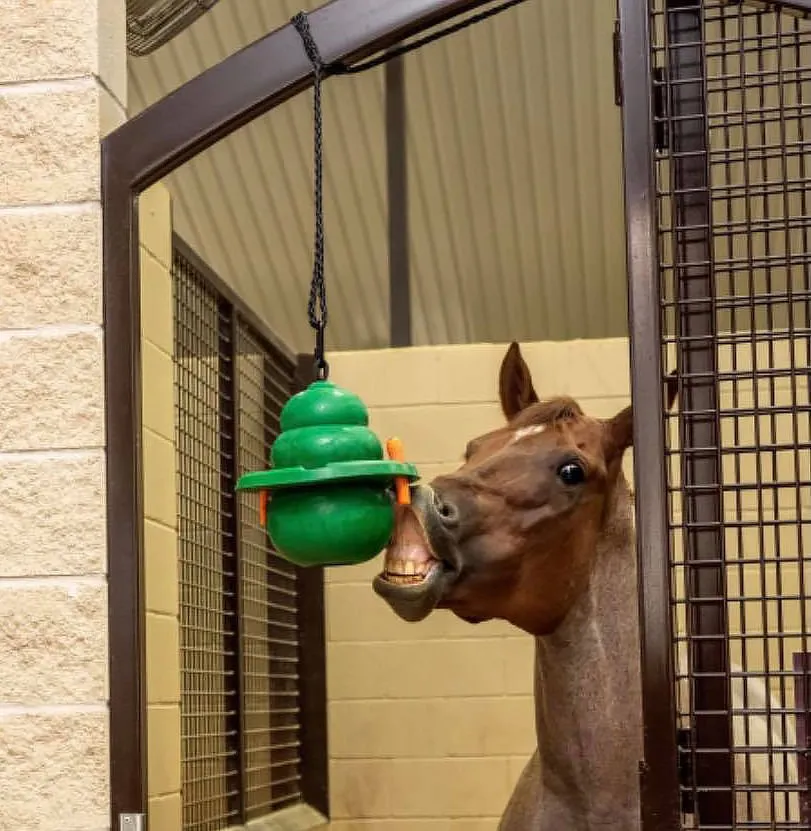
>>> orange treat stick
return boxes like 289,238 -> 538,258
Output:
386,437 -> 411,505
259,490 -> 268,526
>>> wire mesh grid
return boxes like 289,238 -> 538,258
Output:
235,321 -> 302,816
651,0 -> 811,826
126,0 -> 221,57
173,244 -> 302,829
174,254 -> 241,830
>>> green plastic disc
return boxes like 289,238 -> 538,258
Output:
237,459 -> 419,491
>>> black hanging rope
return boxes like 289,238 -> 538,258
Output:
290,0 -> 528,379
292,11 -> 329,380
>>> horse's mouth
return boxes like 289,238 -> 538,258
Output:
373,559 -> 458,622
372,503 -> 459,622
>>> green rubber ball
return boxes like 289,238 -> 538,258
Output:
267,484 -> 394,567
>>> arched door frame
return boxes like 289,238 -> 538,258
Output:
103,1 -> 493,823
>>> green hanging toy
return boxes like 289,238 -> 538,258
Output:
236,13 -> 420,568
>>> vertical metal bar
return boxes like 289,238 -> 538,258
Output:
776,13 -> 797,819
263,349 -> 284,811
386,55 -> 411,347
294,354 -> 330,818
750,12 -> 778,817
665,1 -> 735,822
794,652 -> 811,824
618,0 -> 681,826
296,564 -> 329,817
219,298 -> 245,820
714,5 -> 754,820
790,16 -> 811,825
105,177 -> 147,823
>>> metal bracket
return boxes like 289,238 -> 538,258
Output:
677,728 -> 696,815
119,814 -> 145,831
612,19 -> 623,106
652,66 -> 669,153
613,22 -> 671,157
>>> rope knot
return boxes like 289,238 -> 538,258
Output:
292,12 -> 325,74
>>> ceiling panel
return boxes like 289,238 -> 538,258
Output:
128,0 -> 628,353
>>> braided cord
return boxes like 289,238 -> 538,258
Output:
292,12 -> 329,379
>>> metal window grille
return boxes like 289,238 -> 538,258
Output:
126,0 -> 221,57
235,323 -> 303,816
647,0 -> 811,826
173,238 -> 321,829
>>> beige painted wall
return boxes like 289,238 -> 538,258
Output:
140,183 -> 184,830
0,2 -> 126,828
325,340 -> 635,829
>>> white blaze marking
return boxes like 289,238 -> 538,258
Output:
511,425 -> 546,444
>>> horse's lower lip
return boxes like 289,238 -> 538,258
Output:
372,561 -> 456,622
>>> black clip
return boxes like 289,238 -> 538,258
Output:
314,324 -> 329,380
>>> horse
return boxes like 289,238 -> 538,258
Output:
373,341 -> 798,829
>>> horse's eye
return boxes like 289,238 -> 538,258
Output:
558,461 -> 585,486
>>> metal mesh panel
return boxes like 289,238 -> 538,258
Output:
651,1 -> 811,826
174,258 -> 240,831
126,0 -> 221,57
236,323 -> 302,816
173,242 -> 302,829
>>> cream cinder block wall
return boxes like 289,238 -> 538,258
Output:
325,340 -> 635,829
0,2 -> 126,829
327,337 -> 809,827
139,184 -> 183,830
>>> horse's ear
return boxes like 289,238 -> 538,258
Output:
606,370 -> 680,457
499,342 -> 539,420
606,405 -> 634,458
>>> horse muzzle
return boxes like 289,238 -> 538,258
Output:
372,484 -> 461,622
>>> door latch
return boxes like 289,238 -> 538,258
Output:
653,66 -> 670,152
612,19 -> 623,106
677,727 -> 696,815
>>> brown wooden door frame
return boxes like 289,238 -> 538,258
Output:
103,0 -> 504,824
617,0 -> 682,825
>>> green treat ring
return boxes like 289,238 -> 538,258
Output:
236,380 -> 420,567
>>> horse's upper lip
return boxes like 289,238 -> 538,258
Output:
373,502 -> 460,621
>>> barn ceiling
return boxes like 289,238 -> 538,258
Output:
128,0 -> 628,353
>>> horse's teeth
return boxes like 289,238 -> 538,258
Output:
382,557 -> 438,584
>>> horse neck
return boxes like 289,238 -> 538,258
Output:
533,476 -> 643,823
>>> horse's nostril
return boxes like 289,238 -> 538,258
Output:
434,493 -> 459,527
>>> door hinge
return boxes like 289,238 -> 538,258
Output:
677,727 -> 696,815
119,814 -> 145,831
612,19 -> 623,107
653,65 -> 670,153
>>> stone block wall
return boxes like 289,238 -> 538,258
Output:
0,1 -> 126,828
